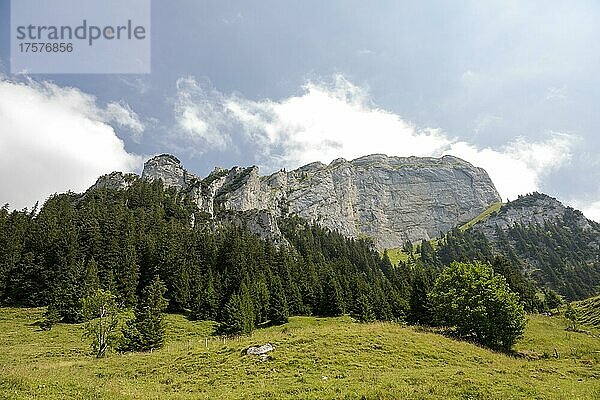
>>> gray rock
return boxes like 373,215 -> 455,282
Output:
110,153 -> 502,248
142,154 -> 200,190
245,343 -> 274,355
474,193 -> 594,240
89,172 -> 138,191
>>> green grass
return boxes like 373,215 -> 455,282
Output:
1,308 -> 599,399
459,201 -> 504,231
573,295 -> 600,328
386,239 -> 439,266
385,246 -> 411,265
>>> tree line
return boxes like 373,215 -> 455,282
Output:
0,179 -> 531,351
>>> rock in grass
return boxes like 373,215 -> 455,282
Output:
244,343 -> 274,356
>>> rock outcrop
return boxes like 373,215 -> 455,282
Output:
90,172 -> 138,191
127,153 -> 501,249
473,192 -> 595,240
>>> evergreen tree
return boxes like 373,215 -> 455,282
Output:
350,278 -> 375,323
320,272 -> 344,316
407,263 -> 433,325
218,294 -> 244,335
82,257 -> 100,298
253,274 -> 270,324
117,243 -> 139,307
190,271 -> 218,321
268,276 -> 289,325
239,281 -> 255,334
122,276 -> 168,352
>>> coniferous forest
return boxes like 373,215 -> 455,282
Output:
0,178 -> 571,344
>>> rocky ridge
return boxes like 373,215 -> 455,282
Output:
472,192 -> 595,239
91,153 -> 502,249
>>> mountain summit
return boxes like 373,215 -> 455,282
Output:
93,153 -> 501,248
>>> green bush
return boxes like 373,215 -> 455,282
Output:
430,261 -> 526,350
82,289 -> 120,358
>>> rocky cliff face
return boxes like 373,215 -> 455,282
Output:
91,153 -> 501,249
473,192 -> 595,240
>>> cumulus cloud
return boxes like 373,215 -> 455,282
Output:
447,134 -> 574,201
173,77 -> 232,150
0,78 -> 142,210
174,74 -> 576,201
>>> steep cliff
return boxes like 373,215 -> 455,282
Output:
91,153 -> 501,248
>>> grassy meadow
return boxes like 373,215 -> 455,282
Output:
574,295 -> 600,329
1,307 -> 599,399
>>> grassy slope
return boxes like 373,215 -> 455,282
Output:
385,246 -> 411,265
573,295 -> 600,328
459,201 -> 504,232
1,308 -> 599,399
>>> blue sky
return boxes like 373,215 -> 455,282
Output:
0,0 -> 599,220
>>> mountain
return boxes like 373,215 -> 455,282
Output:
457,192 -> 600,299
92,153 -> 501,249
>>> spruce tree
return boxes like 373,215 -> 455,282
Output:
320,272 -> 344,316
190,271 -> 218,321
218,294 -> 244,335
350,278 -> 375,323
407,263 -> 433,325
122,276 -> 168,352
239,282 -> 255,334
268,276 -> 289,325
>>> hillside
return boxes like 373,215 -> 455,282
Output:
574,295 -> 600,328
1,307 -> 599,399
469,193 -> 600,299
384,193 -> 600,302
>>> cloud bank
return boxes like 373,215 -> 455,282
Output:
174,75 -> 577,202
0,78 -> 142,210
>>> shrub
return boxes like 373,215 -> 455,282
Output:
430,261 -> 526,350
82,289 -> 120,358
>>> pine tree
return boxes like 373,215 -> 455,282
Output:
407,263 -> 433,325
320,272 -> 344,316
122,276 -> 168,352
239,281 -> 255,334
117,243 -> 139,307
268,276 -> 289,325
218,294 -> 244,335
190,271 -> 218,321
83,257 -> 100,298
350,278 -> 375,323
253,274 -> 270,324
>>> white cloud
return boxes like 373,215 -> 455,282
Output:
581,201 -> 600,223
173,77 -> 231,150
105,101 -> 145,141
0,78 -> 142,210
447,134 -> 574,201
545,86 -> 567,101
175,74 -> 576,201
566,199 -> 600,223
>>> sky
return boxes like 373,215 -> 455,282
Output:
0,0 -> 599,221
